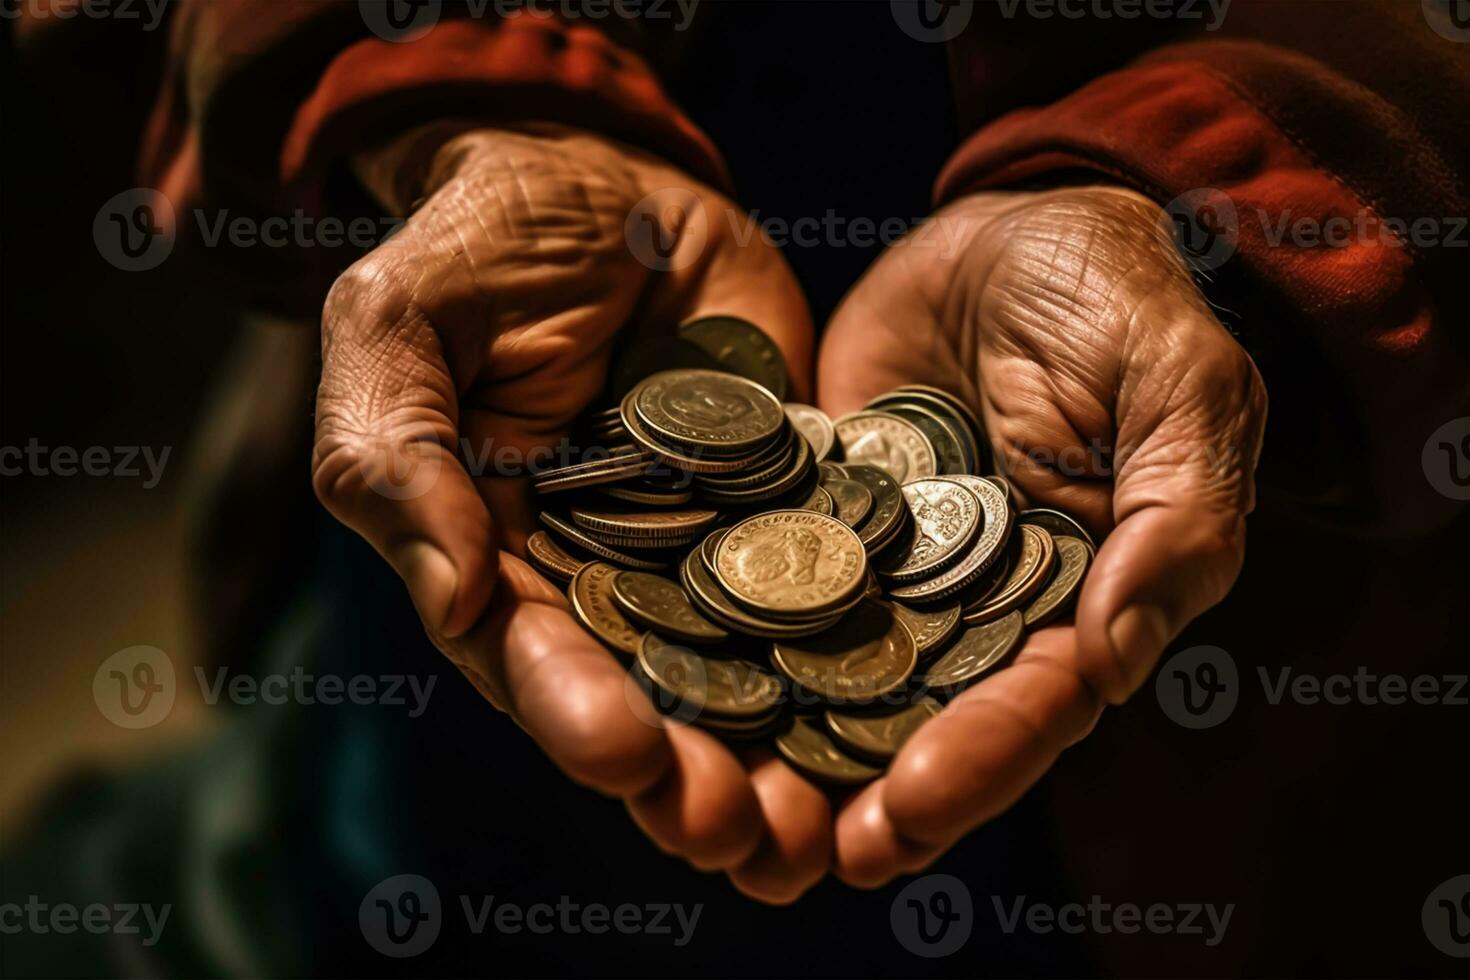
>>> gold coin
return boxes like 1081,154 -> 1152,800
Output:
882,478 -> 982,583
888,475 -> 1012,602
842,464 -> 907,552
525,530 -> 587,584
833,411 -> 937,483
784,403 -> 835,460
637,632 -> 783,719
691,708 -> 787,741
1020,508 -> 1097,554
680,549 -> 841,639
713,510 -> 867,619
1022,535 -> 1091,628
922,610 -> 1025,692
962,524 -> 1057,624
771,599 -> 918,703
823,478 -> 874,529
532,451 -> 655,493
596,482 -> 695,506
678,316 -> 791,401
619,390 -> 754,475
797,483 -> 835,515
570,506 -> 719,540
632,369 -> 784,454
567,562 -> 642,656
539,512 -> 669,571
824,696 -> 942,761
611,571 -> 729,645
774,715 -> 883,785
891,601 -> 963,660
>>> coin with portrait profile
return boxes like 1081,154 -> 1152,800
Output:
712,510 -> 867,619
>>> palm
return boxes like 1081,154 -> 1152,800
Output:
817,186 -> 1267,884
315,125 -> 828,902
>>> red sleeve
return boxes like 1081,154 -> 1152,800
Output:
140,4 -> 727,215
936,4 -> 1469,532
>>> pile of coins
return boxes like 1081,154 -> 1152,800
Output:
527,317 -> 1095,785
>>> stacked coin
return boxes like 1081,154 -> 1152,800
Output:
529,316 -> 1095,786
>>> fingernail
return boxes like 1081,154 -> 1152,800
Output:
391,540 -> 458,633
1107,603 -> 1172,686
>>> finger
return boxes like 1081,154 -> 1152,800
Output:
313,250 -> 495,638
450,555 -> 673,797
880,627 -> 1101,847
629,184 -> 816,401
626,724 -> 764,871
833,780 -> 941,890
727,749 -> 834,904
816,242 -> 961,417
1076,332 -> 1268,702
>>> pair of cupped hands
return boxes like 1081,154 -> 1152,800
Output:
312,122 -> 1267,902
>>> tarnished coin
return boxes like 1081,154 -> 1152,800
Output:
638,633 -> 783,719
609,335 -> 724,399
887,406 -> 969,476
962,524 -> 1057,624
696,434 -> 815,506
883,478 -> 982,583
681,549 -> 841,639
774,715 -> 883,785
891,601 -> 963,660
833,411 -> 937,483
888,475 -> 1013,602
797,483 -> 835,515
568,562 -> 643,656
785,404 -> 835,460
570,506 -> 719,540
678,316 -> 790,401
771,599 -> 918,703
713,510 -> 867,619
597,483 -> 695,507
693,428 -> 795,491
526,530 -> 587,584
633,369 -> 784,454
620,391 -> 755,475
891,384 -> 987,469
823,478 -> 874,529
611,571 -> 729,645
842,464 -> 906,552
1022,536 -> 1091,627
824,696 -> 942,762
539,512 -> 670,571
532,449 -> 655,493
922,610 -> 1025,692
1020,508 -> 1097,554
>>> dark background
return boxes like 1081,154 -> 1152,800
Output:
2,4 -> 1467,979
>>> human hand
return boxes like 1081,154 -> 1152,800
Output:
312,123 -> 832,900
817,186 -> 1268,885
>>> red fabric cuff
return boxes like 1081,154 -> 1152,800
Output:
281,13 -> 730,197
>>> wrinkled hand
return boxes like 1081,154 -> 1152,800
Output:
817,186 -> 1268,885
312,124 -> 830,901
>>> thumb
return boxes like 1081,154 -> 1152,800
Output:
1075,330 -> 1268,704
312,253 -> 496,639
